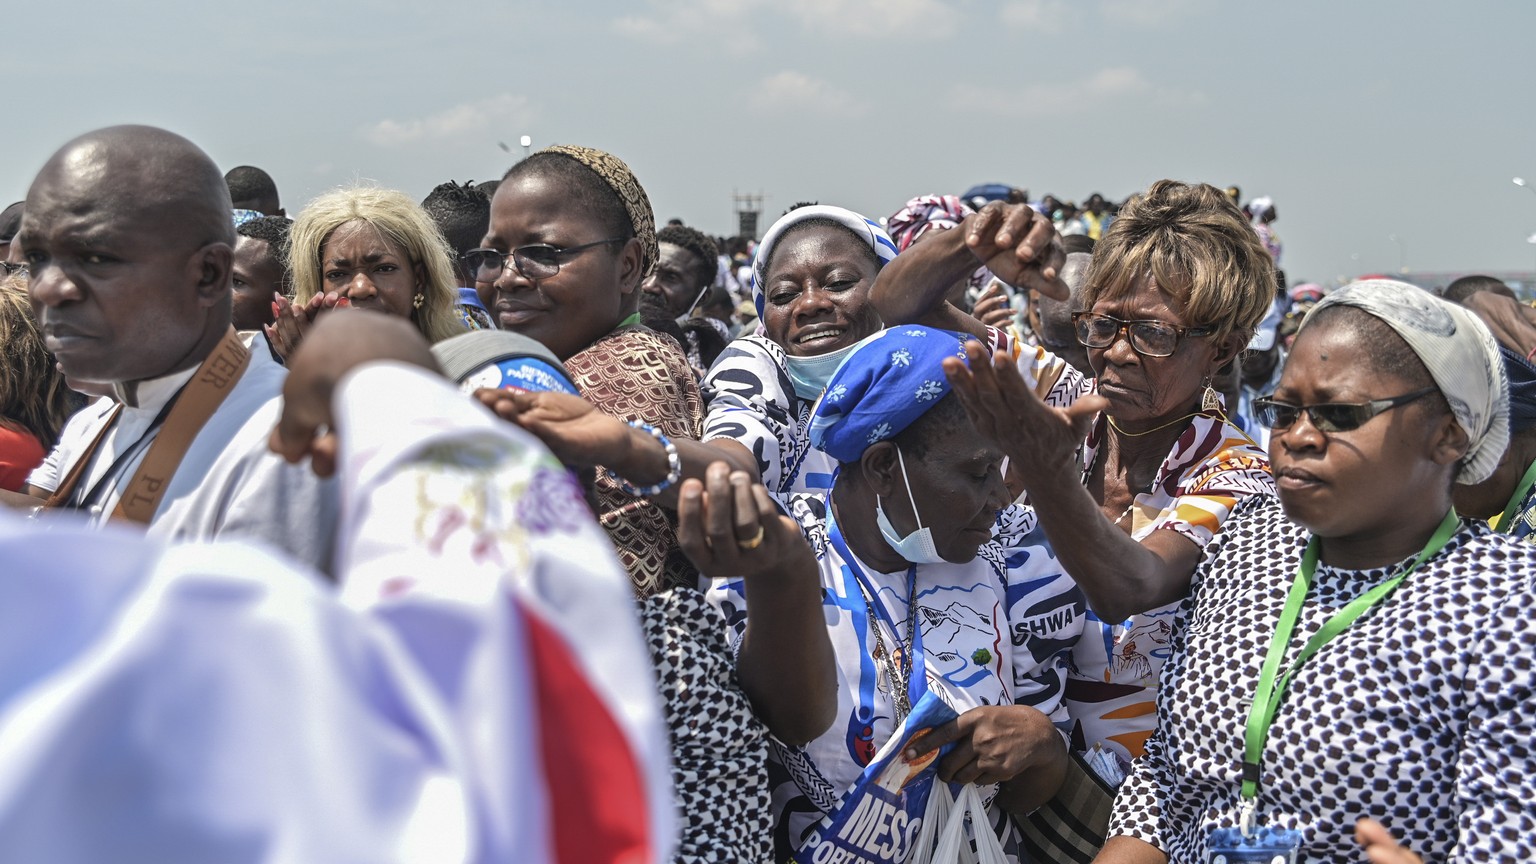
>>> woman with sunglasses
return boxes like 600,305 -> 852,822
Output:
928,180 -> 1277,802
267,187 -> 466,359
1097,280 -> 1534,863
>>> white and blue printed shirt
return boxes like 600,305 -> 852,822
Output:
707,493 -> 1084,861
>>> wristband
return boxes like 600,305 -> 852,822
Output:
606,420 -> 681,497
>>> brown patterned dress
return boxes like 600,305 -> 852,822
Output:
564,324 -> 705,595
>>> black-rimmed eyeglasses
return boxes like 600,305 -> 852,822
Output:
1071,311 -> 1213,358
462,238 -> 627,282
1251,387 -> 1437,433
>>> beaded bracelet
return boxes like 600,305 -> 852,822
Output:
606,420 -> 682,497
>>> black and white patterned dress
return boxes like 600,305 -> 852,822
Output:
641,587 -> 773,864
1110,495 -> 1536,863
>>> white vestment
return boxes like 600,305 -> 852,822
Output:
28,344 -> 336,573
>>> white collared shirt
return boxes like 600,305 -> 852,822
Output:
30,346 -> 337,574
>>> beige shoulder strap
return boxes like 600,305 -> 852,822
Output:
111,329 -> 252,524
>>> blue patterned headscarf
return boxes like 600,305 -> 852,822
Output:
750,204 -> 899,319
808,325 -> 972,463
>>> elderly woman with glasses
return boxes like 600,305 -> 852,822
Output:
1097,281 -> 1536,864
889,180 -> 1277,802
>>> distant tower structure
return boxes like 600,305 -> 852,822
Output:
734,191 -> 764,240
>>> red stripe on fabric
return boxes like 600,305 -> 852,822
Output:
522,603 -> 653,864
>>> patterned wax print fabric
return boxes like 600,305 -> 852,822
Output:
1110,495 -> 1536,863
702,328 -> 1079,499
707,495 -> 1086,863
1064,405 -> 1274,779
564,325 -> 705,594
702,333 -> 839,497
643,587 -> 773,864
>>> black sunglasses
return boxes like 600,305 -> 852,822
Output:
1252,387 -> 1438,433
1071,311 -> 1213,358
462,237 -> 626,282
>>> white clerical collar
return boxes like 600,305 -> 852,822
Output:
112,365 -> 200,411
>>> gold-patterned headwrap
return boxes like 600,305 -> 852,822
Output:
539,144 -> 657,279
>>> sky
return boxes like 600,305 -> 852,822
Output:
5,0 -> 1535,286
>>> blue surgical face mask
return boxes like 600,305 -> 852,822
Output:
784,340 -> 860,401
875,447 -> 947,565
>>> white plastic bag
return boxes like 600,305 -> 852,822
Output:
907,781 -> 955,864
926,784 -> 1007,864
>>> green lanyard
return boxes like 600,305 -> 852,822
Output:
1240,509 -> 1461,805
1496,460 -> 1536,534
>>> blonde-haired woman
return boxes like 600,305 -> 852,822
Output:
267,186 -> 464,359
0,273 -> 71,491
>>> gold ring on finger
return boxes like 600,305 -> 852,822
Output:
736,525 -> 766,551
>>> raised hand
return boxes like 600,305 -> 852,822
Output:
942,340 -> 1105,485
964,203 -> 1068,301
265,291 -> 350,362
676,462 -> 811,582
971,280 -> 1016,330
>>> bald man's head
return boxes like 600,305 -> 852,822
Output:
20,125 -> 236,385
1032,251 -> 1093,377
32,125 -> 234,247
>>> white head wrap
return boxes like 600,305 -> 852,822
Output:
1302,279 -> 1509,484
749,205 -> 899,320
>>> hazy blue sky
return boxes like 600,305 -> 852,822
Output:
6,0 -> 1535,284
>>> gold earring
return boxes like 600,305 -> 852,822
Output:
1201,377 -> 1221,413
412,292 -> 424,310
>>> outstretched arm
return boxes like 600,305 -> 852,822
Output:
475,387 -> 760,508
677,463 -> 837,746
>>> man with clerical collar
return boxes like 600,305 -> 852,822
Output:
8,125 -> 335,571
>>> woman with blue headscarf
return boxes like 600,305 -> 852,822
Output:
706,325 -> 1085,863
700,202 -> 1069,499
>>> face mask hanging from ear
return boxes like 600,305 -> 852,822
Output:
784,340 -> 861,401
875,447 -> 947,565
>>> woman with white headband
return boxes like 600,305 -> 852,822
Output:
1093,280 -> 1536,863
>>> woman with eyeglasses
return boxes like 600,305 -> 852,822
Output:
266,186 -> 466,361
930,180 -> 1277,806
1094,280 -> 1535,863
467,145 -> 842,864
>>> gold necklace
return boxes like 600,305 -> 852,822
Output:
1106,411 -> 1201,438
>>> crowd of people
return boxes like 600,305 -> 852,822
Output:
0,124 -> 1532,864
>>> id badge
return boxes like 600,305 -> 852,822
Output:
1207,826 -> 1303,864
